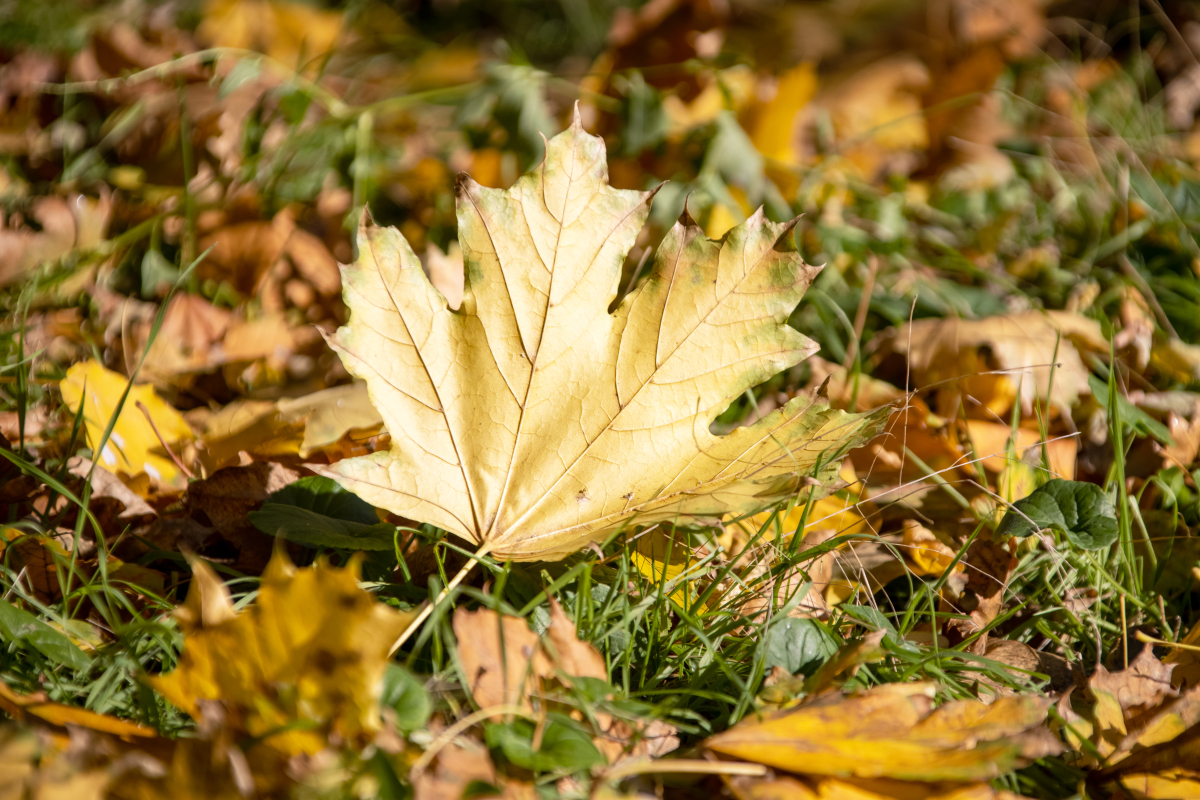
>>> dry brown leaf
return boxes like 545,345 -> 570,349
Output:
197,212 -> 294,294
453,608 -> 551,711
413,736 -> 497,800
877,311 -> 1106,417
0,193 -> 111,287
543,597 -> 607,683
1054,648 -> 1200,796
1091,648 -> 1178,718
322,112 -> 885,562
943,532 -> 1016,654
141,293 -> 234,379
285,228 -> 341,297
184,461 -> 298,571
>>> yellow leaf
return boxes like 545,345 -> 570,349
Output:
149,549 -> 413,755
320,109 -> 886,562
704,203 -> 742,240
902,522 -> 960,578
706,685 -> 1062,782
199,0 -> 343,70
727,773 -> 1034,800
0,681 -> 157,741
630,529 -> 707,610
810,57 -> 930,181
58,360 -> 193,488
753,63 -> 818,165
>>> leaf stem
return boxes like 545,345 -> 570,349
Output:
389,541 -> 492,656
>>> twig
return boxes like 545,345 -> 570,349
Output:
135,400 -> 194,479
600,758 -> 767,783
389,541 -> 492,655
410,704 -> 534,778
842,255 -> 878,372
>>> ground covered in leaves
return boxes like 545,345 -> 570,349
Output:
5,0 -> 1200,798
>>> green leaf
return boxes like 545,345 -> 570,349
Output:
0,597 -> 91,671
485,714 -> 605,773
997,478 -> 1119,551
266,475 -> 379,525
379,664 -> 430,733
764,617 -> 839,675
249,504 -> 396,550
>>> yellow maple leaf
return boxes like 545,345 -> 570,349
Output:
59,360 -> 194,488
150,549 -> 413,756
320,110 -> 886,562
706,683 -> 1062,782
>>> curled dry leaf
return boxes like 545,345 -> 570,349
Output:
195,382 -> 385,472
322,111 -> 885,561
1054,647 -> 1200,797
876,311 -> 1106,417
150,548 -> 414,756
707,682 -> 1062,782
451,605 -> 678,763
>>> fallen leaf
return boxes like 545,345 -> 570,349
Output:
150,548 -> 413,756
707,683 -> 1062,781
276,382 -> 385,457
803,57 -> 930,181
1164,621 -> 1200,690
452,608 -> 551,711
1151,339 -> 1200,384
943,532 -> 1016,653
1054,647 -> 1200,796
752,62 -> 818,166
59,360 -> 194,489
0,192 -> 111,287
198,0 -> 344,71
413,736 -> 497,800
0,681 -> 156,741
321,110 -> 885,561
962,420 -> 1076,479
725,772 -> 1033,800
877,312 -> 1106,418
184,461 -> 299,572
902,521 -> 961,578
543,597 -> 608,683
141,293 -> 234,379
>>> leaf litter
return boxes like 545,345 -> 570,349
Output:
4,0 -> 1200,798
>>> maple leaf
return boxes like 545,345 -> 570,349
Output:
321,110 -> 886,562
149,549 -> 413,756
